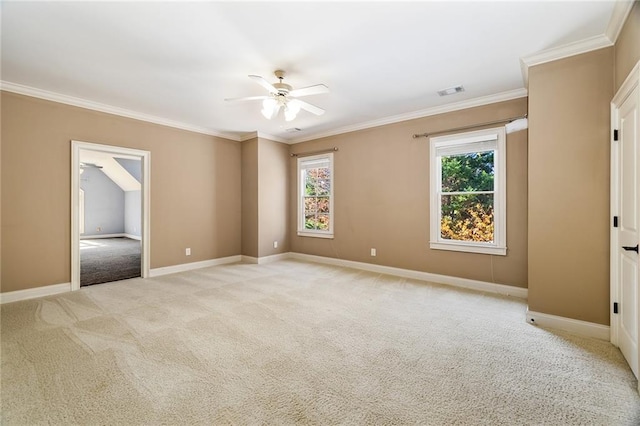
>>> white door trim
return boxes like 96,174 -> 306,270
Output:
610,61 -> 640,378
71,141 -> 151,291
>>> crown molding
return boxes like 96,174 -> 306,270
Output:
237,131 -> 289,144
520,34 -> 613,86
239,131 -> 259,142
520,34 -> 613,69
257,132 -> 289,144
288,88 -> 528,144
1,80 -> 526,146
605,0 -> 635,44
0,81 -> 242,141
519,58 -> 530,90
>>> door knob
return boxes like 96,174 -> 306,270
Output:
622,244 -> 639,253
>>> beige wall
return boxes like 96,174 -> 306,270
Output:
241,138 -> 259,258
241,137 -> 290,258
528,47 -> 614,325
1,92 -> 242,293
614,1 -> 640,93
258,138 -> 290,257
289,98 -> 529,287
0,91 -> 3,288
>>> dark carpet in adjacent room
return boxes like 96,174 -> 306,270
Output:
80,237 -> 141,286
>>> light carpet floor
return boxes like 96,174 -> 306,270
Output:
1,259 -> 639,425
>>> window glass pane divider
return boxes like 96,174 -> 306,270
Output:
440,190 -> 495,196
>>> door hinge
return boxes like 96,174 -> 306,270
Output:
613,129 -> 619,141
613,302 -> 619,314
613,216 -> 618,227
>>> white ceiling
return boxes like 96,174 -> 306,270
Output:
0,1 -> 626,143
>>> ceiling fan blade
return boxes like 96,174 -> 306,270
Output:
289,84 -> 329,98
295,99 -> 325,116
249,75 -> 277,93
224,95 -> 268,102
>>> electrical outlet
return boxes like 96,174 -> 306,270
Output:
185,248 -> 191,256
371,248 -> 377,257
273,241 -> 278,249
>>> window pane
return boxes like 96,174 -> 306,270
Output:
316,168 -> 331,196
305,169 -> 318,196
317,196 -> 330,213
441,151 -> 494,192
441,194 -> 494,242
317,214 -> 330,230
304,197 -> 317,215
305,214 -> 319,230
305,167 -> 331,196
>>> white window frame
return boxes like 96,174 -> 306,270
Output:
297,153 -> 334,238
429,127 -> 506,256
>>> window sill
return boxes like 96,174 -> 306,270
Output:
297,231 -> 334,239
430,241 -> 506,256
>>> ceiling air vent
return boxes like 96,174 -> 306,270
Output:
437,85 -> 465,96
286,127 -> 302,132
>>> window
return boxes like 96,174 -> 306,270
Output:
430,127 -> 506,255
297,153 -> 334,238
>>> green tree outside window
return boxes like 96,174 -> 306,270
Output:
440,151 -> 494,242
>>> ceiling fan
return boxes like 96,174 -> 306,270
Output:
225,70 -> 329,121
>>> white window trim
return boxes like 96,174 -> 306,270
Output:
297,153 -> 334,238
429,127 -> 506,256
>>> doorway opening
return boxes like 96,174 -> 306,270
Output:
71,141 -> 150,290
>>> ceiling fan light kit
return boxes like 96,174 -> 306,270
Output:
261,97 -> 279,120
227,70 -> 328,122
284,100 -> 301,122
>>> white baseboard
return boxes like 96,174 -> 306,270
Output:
0,282 -> 71,304
0,252 -> 528,304
149,255 -> 242,277
242,253 -> 291,265
289,252 -> 528,299
526,309 -> 610,340
258,253 -> 291,264
80,233 -> 126,239
1,255 -> 243,303
81,233 -> 141,241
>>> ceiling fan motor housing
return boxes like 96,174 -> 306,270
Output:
273,82 -> 292,94
273,70 -> 292,94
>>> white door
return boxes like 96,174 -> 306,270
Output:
612,70 -> 640,380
